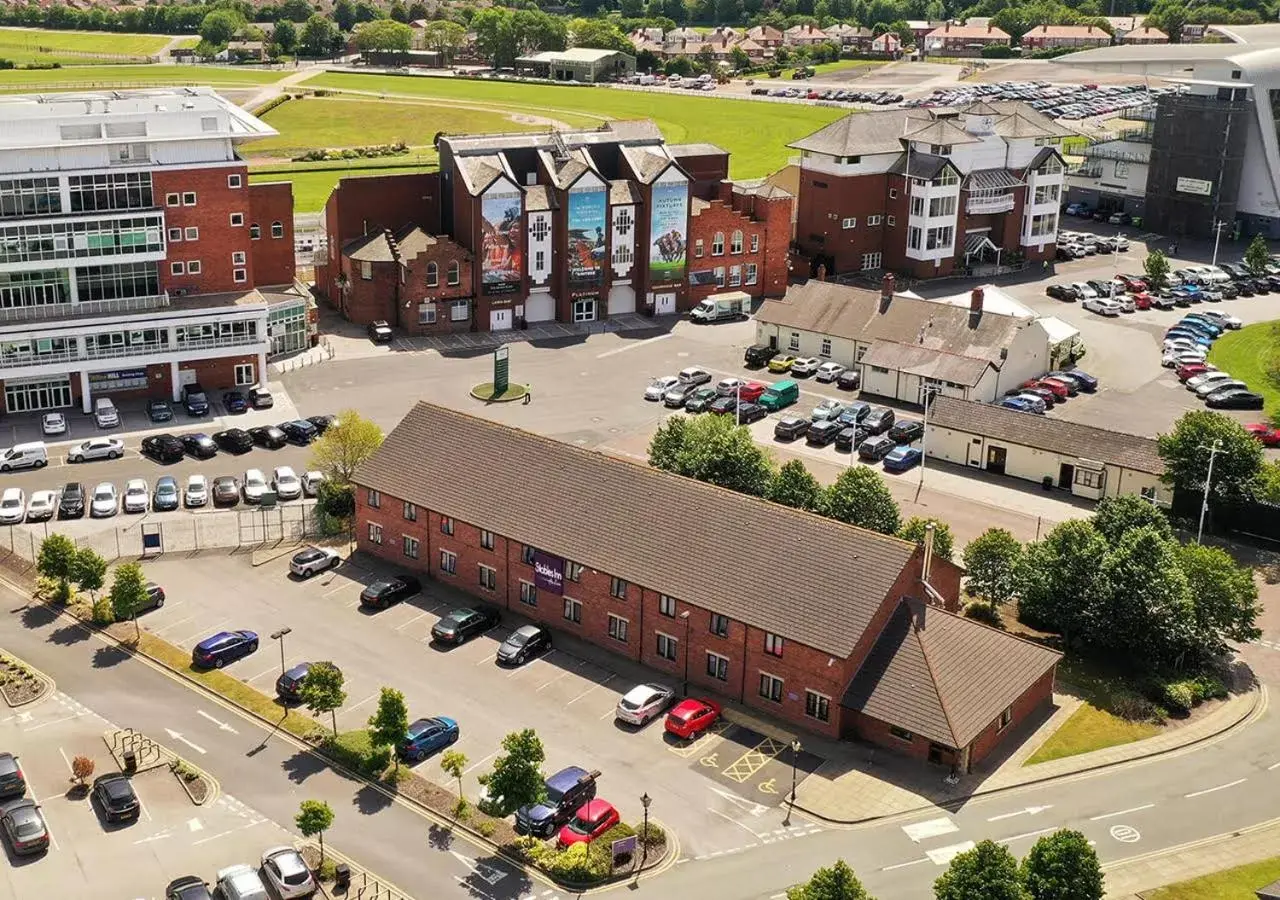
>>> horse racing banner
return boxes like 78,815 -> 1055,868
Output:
648,180 -> 688,286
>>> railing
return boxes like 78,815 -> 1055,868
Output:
1081,143 -> 1150,164
173,335 -> 261,353
965,193 -> 1016,215
85,341 -> 169,360
0,292 -> 169,324
0,347 -> 79,370
1117,125 -> 1154,143
1066,164 -> 1103,179
1127,105 -> 1158,121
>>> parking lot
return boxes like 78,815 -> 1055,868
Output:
0,685 -> 292,900
127,552 -> 827,859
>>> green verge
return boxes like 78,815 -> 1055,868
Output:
470,382 -> 528,402
1145,856 -> 1280,900
250,163 -> 439,214
1207,322 -> 1280,419
1024,658 -> 1162,765
0,28 -> 171,56
0,64 -> 284,90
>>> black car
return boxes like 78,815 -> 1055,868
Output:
166,876 -> 214,900
279,419 -> 319,445
773,416 -> 809,441
249,425 -> 287,449
735,402 -> 768,425
743,344 -> 778,367
836,370 -> 862,391
58,482 -> 86,519
837,401 -> 871,426
1046,284 -> 1078,302
1251,278 -> 1272,295
862,406 -> 895,435
141,434 -> 185,464
92,773 -> 140,823
0,753 -> 24,799
276,661 -> 340,702
182,384 -> 210,417
1206,388 -> 1265,409
146,399 -> 173,423
222,391 -> 248,413
1235,282 -> 1255,297
213,428 -> 254,454
249,387 -> 274,409
888,419 -> 924,444
497,625 -> 552,666
180,433 -> 217,459
834,425 -> 869,453
359,575 -> 422,609
368,320 -> 393,343
432,607 -> 501,645
708,396 -> 738,416
858,434 -> 897,460
307,414 -> 337,435
805,420 -> 842,446
0,798 -> 48,855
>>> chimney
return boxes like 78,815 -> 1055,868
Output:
987,24 -> 993,33
970,286 -> 984,316
1087,24 -> 1093,32
921,522 -> 935,587
817,263 -> 827,282
880,272 -> 896,306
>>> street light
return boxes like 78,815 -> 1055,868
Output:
918,383 -> 942,487
680,611 -> 691,696
640,792 -> 652,866
270,627 -> 292,679
784,739 -> 801,825
1197,439 -> 1223,544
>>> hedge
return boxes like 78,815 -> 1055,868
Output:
320,729 -> 391,779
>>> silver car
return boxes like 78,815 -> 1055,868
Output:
122,479 -> 149,514
663,381 -> 702,408
90,482 -> 118,518
261,846 -> 317,899
68,437 -> 124,463
644,376 -> 680,401
614,683 -> 675,726
40,413 -> 66,437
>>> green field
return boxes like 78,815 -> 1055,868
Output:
1207,323 -> 1279,417
1146,857 -> 1280,900
302,71 -> 847,177
0,27 -> 171,62
1024,658 -> 1163,765
250,163 -> 439,213
0,64 -> 283,90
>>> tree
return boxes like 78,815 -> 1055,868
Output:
648,415 -> 690,472
299,661 -> 347,736
71,755 -> 94,786
309,410 -> 385,485
277,0 -> 312,21
824,467 -> 900,535
1021,829 -> 1102,900
787,859 -> 874,900
1178,542 -> 1261,651
1143,248 -> 1170,291
695,43 -> 716,73
36,533 -> 77,602
441,749 -> 468,803
333,0 -> 357,30
1092,494 -> 1171,544
1157,410 -> 1262,502
273,18 -> 297,52
367,687 -> 409,773
730,44 -> 750,70
472,7 -> 519,66
1096,525 -> 1195,670
934,840 -> 1028,900
422,19 -> 466,62
389,0 -> 408,22
108,561 -> 149,640
571,18 -> 635,53
898,517 -> 954,561
354,18 -> 413,51
1015,520 -> 1110,638
477,728 -> 546,815
648,413 -> 775,496
71,548 -> 107,600
767,459 -> 825,512
295,800 -> 335,863
199,8 -> 244,45
1245,233 -> 1271,276
299,13 -> 339,56
963,528 -> 1022,609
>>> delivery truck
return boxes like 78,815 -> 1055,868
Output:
690,291 -> 749,323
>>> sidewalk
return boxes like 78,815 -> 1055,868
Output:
1103,816 -> 1280,899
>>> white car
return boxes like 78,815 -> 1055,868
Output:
1163,338 -> 1201,353
25,490 -> 56,522
260,846 -> 317,899
0,488 -> 24,525
216,864 -> 268,900
715,378 -> 745,397
68,437 -> 124,463
185,474 -> 208,508
272,466 -> 302,500
289,546 -> 342,578
122,478 -> 149,514
1163,351 -> 1206,368
790,357 -> 822,376
811,399 -> 845,421
644,376 -> 680,401
815,362 -> 846,383
90,482 -> 118,518
1112,293 -> 1135,313
1083,297 -> 1121,316
1193,265 -> 1231,283
40,413 -> 66,436
93,397 -> 119,429
614,683 -> 675,726
1187,371 -> 1233,392
242,469 -> 268,504
677,366 -> 712,386
1071,282 -> 1098,299
1011,392 -> 1047,414
1196,378 -> 1246,399
1198,310 -> 1243,329
302,470 -> 325,497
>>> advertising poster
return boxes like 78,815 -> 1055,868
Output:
533,550 -> 564,595
649,181 -> 688,285
567,189 -> 607,283
481,193 -> 523,294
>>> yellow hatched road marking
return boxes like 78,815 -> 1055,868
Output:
722,737 -> 787,783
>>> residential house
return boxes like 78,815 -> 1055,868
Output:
1020,24 -> 1112,51
925,22 -> 1012,56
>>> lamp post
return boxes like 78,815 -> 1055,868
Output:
1197,439 -> 1223,544
784,738 -> 801,825
270,627 -> 292,679
918,383 -> 942,487
640,792 -> 652,867
680,610 -> 691,696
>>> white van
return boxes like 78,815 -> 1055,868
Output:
667,75 -> 683,86
638,73 -> 656,85
0,442 -> 47,472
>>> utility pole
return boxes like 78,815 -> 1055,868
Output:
918,383 -> 941,487
1211,219 -> 1227,267
1197,439 -> 1222,544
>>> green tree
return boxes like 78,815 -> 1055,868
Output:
478,728 -> 546,815
766,459 -> 824,511
934,840 -> 1028,900
898,517 -> 954,561
1157,410 -> 1263,502
1097,525 -> 1194,670
1092,494 -> 1171,544
388,0 -> 408,22
199,7 -> 244,45
649,413 -> 775,496
354,18 -> 413,50
1178,542 -> 1262,651
787,859 -> 874,900
571,18 -> 635,52
648,415 -> 690,472
441,749 -> 468,803
299,661 -> 347,736
730,44 -> 750,70
473,7 -> 518,65
1143,248 -> 1170,291
108,561 -> 149,640
367,687 -> 409,773
422,19 -> 466,61
309,409 -> 385,485
1245,234 -> 1272,276
273,18 -> 297,52
333,0 -> 357,30
277,0 -> 312,21
963,528 -> 1022,609
36,533 -> 77,602
299,13 -> 339,56
295,800 -> 335,863
72,547 -> 107,600
824,467 -> 900,535
1016,520 -> 1110,638
1021,829 -> 1103,900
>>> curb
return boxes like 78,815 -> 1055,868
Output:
554,821 -> 679,895
100,728 -> 222,807
0,652 -> 55,708
790,684 -> 1265,826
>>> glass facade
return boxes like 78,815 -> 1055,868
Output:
0,215 -> 163,264
0,270 -> 70,310
0,178 -> 61,219
77,262 -> 159,303
68,172 -> 153,213
268,299 -> 308,357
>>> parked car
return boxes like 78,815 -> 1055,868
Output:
858,434 -> 896,461
790,357 -> 821,377
275,661 -> 337,703
1187,371 -> 1234,392
368,320 -> 393,342
1071,281 -> 1098,299
122,479 -> 149,514
137,582 -> 165,614
40,412 -> 67,436
515,766 -> 599,838
663,381 -> 702,408
141,434 -> 185,463
146,400 -> 173,423
242,469 -> 268,503
212,476 -> 240,507
399,717 -> 459,761
213,428 -> 253,454
1046,370 -> 1098,391
734,402 -> 768,424
93,398 -> 120,429
0,798 -> 48,855
743,344 -> 779,367
24,490 -> 56,523
558,800 -> 620,848
289,546 -> 341,578
215,865 -> 268,900
1000,397 -> 1040,413
222,391 -> 248,413
307,414 -> 337,435
677,366 -> 712,386
773,416 -> 810,441
279,420 -> 319,445
1176,363 -> 1215,382
836,370 -> 862,390
58,483 -> 86,519
1045,284 -> 1078,302
1024,378 -> 1069,399
496,624 -> 551,666
302,471 -> 325,497
1206,388 -> 1264,409
0,488 -> 24,525
683,387 -> 720,413
191,630 -> 258,669
834,425 -> 869,453
1196,378 -> 1248,399
69,437 -> 124,463
664,698 -> 722,739
90,482 -> 118,518
181,433 -> 218,459
260,846 -> 317,900
182,384 -> 210,417
92,773 -> 140,822
615,683 -> 675,726
0,754 -> 24,799
248,387 -> 274,409
1246,423 -> 1280,446
767,354 -> 798,373
184,474 -> 208,508
431,607 -> 500,645
883,446 -> 924,472
815,362 -> 846,383
1083,297 -> 1122,316
272,466 -> 302,500
249,426 -> 287,449
359,575 -> 421,609
805,420 -> 842,446
644,376 -> 680,401
811,399 -> 845,421
152,476 -> 179,511
888,420 -> 924,444
863,406 -> 895,435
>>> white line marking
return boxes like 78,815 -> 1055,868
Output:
596,333 -> 673,358
474,653 -> 495,667
881,857 -> 930,872
22,714 -> 76,732
998,827 -> 1057,844
132,831 -> 171,845
1090,804 -> 1155,821
566,674 -> 614,706
187,818 -> 203,832
926,842 -> 975,866
343,692 -> 378,716
1268,761 -> 1280,771
600,707 -> 619,721
139,798 -> 152,823
902,817 -> 959,842
536,672 -> 568,692
710,808 -> 764,839
191,820 -> 264,846
58,746 -> 72,774
1185,778 -> 1246,798
463,750 -> 499,775
395,612 -> 428,632
151,614 -> 197,635
245,664 -> 280,683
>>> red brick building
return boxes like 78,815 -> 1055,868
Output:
353,402 -> 1061,770
1020,24 -> 1112,50
924,22 -> 1012,56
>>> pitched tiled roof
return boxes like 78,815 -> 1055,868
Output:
669,142 -> 729,157
789,110 -> 926,156
344,230 -> 395,262
355,403 -> 922,659
860,341 -> 993,387
843,599 -> 1061,748
926,23 -> 1011,40
525,185 -> 557,212
1024,24 -> 1111,39
609,180 -> 639,205
928,397 -> 1165,474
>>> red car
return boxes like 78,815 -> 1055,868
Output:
739,381 -> 767,403
1119,274 -> 1147,292
1040,376 -> 1078,397
558,799 -> 620,847
1023,378 -> 1069,399
1246,423 -> 1280,447
1176,362 -> 1213,382
664,698 -> 722,739
1131,291 -> 1152,310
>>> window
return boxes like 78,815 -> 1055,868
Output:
447,261 -> 460,286
729,265 -> 741,287
707,652 -> 729,681
530,216 -> 549,241
805,691 -> 831,723
227,174 -> 242,189
440,549 -> 457,574
450,300 -> 469,322
232,251 -> 246,265
521,545 -> 536,565
360,260 -> 372,281
819,338 -> 831,357
249,224 -> 260,240
233,267 -> 247,283
658,594 -> 676,617
657,633 -> 678,660
758,672 -> 784,703
534,250 -> 546,270
166,192 -> 180,207
889,188 -> 898,199
925,226 -> 953,251
480,530 -> 495,550
911,196 -> 925,216
1075,467 -> 1104,489
928,196 -> 956,217
403,501 -> 417,522
234,363 -> 254,385
929,144 -> 952,157
563,597 -> 582,624
887,216 -> 896,226
608,614 -> 629,643
403,536 -> 419,559
419,302 -> 436,324
440,516 -> 454,535
998,705 -> 1013,732
788,332 -> 800,351
730,230 -> 743,253
841,217 -> 856,230
229,213 -> 244,227
182,192 -> 196,206
933,168 -> 959,186
271,222 -> 284,239
167,227 -> 182,242
170,261 -> 185,276
889,725 -> 914,742
866,215 -> 882,226
567,562 -> 584,582
712,232 -> 725,256
479,565 -> 496,591
861,252 -> 882,270
694,239 -> 704,258
573,299 -> 595,322
185,224 -> 200,241
367,489 -> 381,508
764,633 -> 784,657
710,613 -> 729,637
1033,184 -> 1060,205
609,576 -> 627,599
908,226 -> 923,250
746,263 -> 758,285
714,267 -> 725,288
426,262 -> 438,287
749,234 -> 759,253
367,523 -> 382,544
1114,160 -> 1130,178
187,260 -> 201,274
519,581 -> 537,606
1030,213 -> 1057,238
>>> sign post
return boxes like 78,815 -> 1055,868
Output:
493,345 -> 510,395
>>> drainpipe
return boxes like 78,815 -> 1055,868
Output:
921,521 -> 935,589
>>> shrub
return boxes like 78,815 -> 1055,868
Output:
587,822 -> 635,872
1110,690 -> 1161,723
962,601 -> 1003,628
981,45 -> 1016,58
320,730 -> 391,779
90,596 -> 114,625
318,858 -> 337,881
453,797 -> 470,821
476,820 -> 496,837
1161,681 -> 1196,717
636,821 -> 665,848
1194,674 -> 1229,700
543,842 -> 602,881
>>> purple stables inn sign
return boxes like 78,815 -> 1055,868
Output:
533,550 -> 565,595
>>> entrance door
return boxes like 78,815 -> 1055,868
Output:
986,446 -> 1007,475
1058,463 -> 1075,489
654,293 -> 676,315
490,308 -> 512,331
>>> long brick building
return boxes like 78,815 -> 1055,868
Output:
353,403 -> 1062,770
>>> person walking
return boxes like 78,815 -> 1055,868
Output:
523,386 -> 532,405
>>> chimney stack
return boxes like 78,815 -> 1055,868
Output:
970,286 -> 984,316
881,272 -> 896,305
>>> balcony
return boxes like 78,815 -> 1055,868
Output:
1116,124 -> 1154,143
1081,141 -> 1150,164
1067,163 -> 1104,179
965,193 -> 1016,215
0,347 -> 79,370
1128,104 -> 1158,122
0,292 -> 169,325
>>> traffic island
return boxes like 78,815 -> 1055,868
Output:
103,727 -> 216,806
469,382 -> 529,403
0,652 -> 51,706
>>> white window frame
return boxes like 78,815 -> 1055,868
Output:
166,192 -> 180,207
227,173 -> 243,189
233,363 -> 254,385
805,690 -> 831,723
403,535 -> 419,559
746,263 -> 758,285
187,260 -> 201,275
478,564 -> 497,591
707,652 -> 729,681
185,227 -> 198,241
419,302 -> 437,325
167,227 -> 182,242
367,522 -> 382,544
440,549 -> 457,574
271,221 -> 284,239
232,251 -> 246,265
866,215 -> 882,226
758,671 -> 784,703
170,261 -> 185,275
711,232 -> 725,256
563,596 -> 583,624
233,268 -> 246,284
519,581 -> 537,606
656,632 -> 678,660
229,212 -> 244,227
607,613 -> 629,643
841,217 -> 856,229
181,192 -> 197,206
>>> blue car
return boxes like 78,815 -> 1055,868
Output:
1000,397 -> 1040,414
222,391 -> 248,413
1046,370 -> 1098,392
153,476 -> 180,511
191,630 -> 258,669
399,717 -> 459,761
883,446 -> 923,472
1165,330 -> 1212,348
1179,317 -> 1222,337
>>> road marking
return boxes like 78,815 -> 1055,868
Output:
565,674 -> 614,706
668,720 -> 729,759
132,831 -> 171,845
245,664 -> 280,684
192,820 -> 264,846
987,805 -> 1052,822
1184,778 -> 1246,799
709,808 -> 764,839
1090,804 -> 1155,821
1110,824 -> 1141,843
196,710 -> 238,733
164,728 -> 207,754
902,817 -> 959,842
1268,761 -> 1280,771
596,333 -> 673,358
708,785 -> 768,817
463,750 -> 500,775
599,707 -> 618,721
151,614 -> 198,635
722,735 -> 787,784
58,746 -> 72,774
342,691 -> 378,717
474,653 -> 496,667
395,612 -> 428,632
926,841 -> 975,866
998,827 -> 1057,844
881,857 -> 929,872
187,818 -> 203,832
324,580 -> 358,598
536,671 -> 569,692
139,797 -> 152,822
22,714 -> 76,732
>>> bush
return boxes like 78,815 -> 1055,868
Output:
587,822 -> 635,872
1194,674 -> 1229,700
476,820 -> 496,837
981,45 -> 1016,58
453,797 -> 470,820
252,94 -> 292,117
962,601 -> 1003,628
1110,690 -> 1162,723
318,858 -> 337,881
1160,681 -> 1196,717
90,596 -> 114,625
543,842 -> 603,881
320,730 -> 391,779
636,821 -> 665,848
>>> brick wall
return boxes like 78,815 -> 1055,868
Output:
849,711 -> 959,767
968,667 -> 1055,768
154,165 -> 254,296
688,200 -> 773,303
177,353 -> 261,392
795,170 -> 889,275
339,255 -> 398,325
248,181 -> 295,286
396,238 -> 475,335
671,151 -> 730,200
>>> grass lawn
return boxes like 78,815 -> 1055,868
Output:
251,163 -> 439,213
1146,856 -> 1280,900
0,64 -> 284,90
0,27 -> 171,64
792,59 -> 885,77
1208,322 -> 1279,417
1023,657 -> 1162,765
302,71 -> 847,178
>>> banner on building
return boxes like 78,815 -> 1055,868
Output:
1175,177 -> 1213,197
533,550 -> 564,595
648,181 -> 688,286
481,193 -> 523,295
567,189 -> 607,283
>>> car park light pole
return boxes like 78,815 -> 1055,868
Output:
680,611 -> 691,696
1196,440 -> 1223,544
1211,220 -> 1227,267
640,792 -> 652,866
784,739 -> 802,825
270,627 -> 291,679
918,384 -> 942,488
